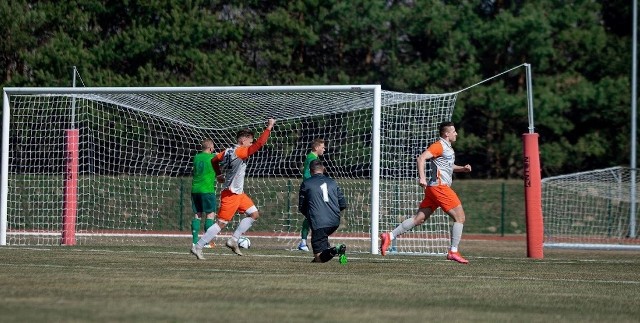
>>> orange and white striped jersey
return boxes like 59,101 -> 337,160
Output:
426,138 -> 455,187
212,128 -> 271,194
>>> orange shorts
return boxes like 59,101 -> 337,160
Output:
217,189 -> 256,222
419,185 -> 461,213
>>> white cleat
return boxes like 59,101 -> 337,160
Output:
226,238 -> 244,256
297,241 -> 309,252
190,245 -> 205,260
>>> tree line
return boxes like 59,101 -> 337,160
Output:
0,0 -> 633,178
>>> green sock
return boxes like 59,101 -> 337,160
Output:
204,218 -> 214,232
191,218 -> 201,244
301,218 -> 310,240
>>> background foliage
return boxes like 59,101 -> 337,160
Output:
1,0 -> 634,178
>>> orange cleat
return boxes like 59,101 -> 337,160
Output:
447,250 -> 469,264
380,233 -> 391,256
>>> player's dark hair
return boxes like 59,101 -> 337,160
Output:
438,121 -> 455,137
236,129 -> 254,140
310,159 -> 325,174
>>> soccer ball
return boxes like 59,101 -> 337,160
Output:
238,236 -> 251,249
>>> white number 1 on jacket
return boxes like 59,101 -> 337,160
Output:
320,183 -> 329,202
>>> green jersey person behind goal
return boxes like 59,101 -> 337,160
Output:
191,138 -> 218,248
298,138 -> 326,251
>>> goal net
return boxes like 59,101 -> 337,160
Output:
1,86 -> 457,254
542,166 -> 640,250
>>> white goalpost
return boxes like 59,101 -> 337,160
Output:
1,85 -> 458,254
542,166 -> 640,250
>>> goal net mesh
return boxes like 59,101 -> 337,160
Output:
542,166 -> 640,249
3,87 -> 457,253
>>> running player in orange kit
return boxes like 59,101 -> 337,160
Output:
379,121 -> 472,264
190,117 -> 276,259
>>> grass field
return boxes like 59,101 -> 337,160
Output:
2,238 -> 639,323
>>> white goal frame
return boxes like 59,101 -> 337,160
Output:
2,85 -> 459,254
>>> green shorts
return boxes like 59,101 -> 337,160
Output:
191,193 -> 218,214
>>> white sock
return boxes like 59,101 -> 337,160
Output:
391,217 -> 416,240
450,222 -> 464,252
197,223 -> 221,248
232,217 -> 255,239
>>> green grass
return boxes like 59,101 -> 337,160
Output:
1,239 -> 639,323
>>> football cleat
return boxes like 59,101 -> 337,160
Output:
226,238 -> 244,256
379,233 -> 391,256
447,251 -> 469,264
336,244 -> 347,264
190,245 -> 205,260
297,241 -> 309,251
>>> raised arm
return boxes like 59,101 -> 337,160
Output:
247,118 -> 276,156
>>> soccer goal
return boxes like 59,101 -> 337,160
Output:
1,85 -> 458,254
542,166 -> 640,250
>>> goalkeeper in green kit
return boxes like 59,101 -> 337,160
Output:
298,138 -> 326,251
190,138 -> 218,248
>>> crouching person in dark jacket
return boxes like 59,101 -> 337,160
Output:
298,160 -> 347,263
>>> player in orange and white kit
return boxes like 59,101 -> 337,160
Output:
379,121 -> 472,264
190,118 -> 275,259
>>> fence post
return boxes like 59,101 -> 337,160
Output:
501,182 -> 505,237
